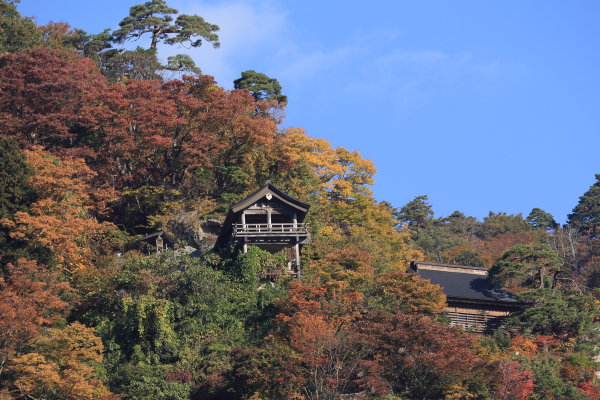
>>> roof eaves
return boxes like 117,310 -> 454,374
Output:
231,182 -> 309,213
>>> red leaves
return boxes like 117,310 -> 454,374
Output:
495,360 -> 534,400
579,381 -> 600,399
0,48 -> 106,148
276,278 -> 363,330
0,49 -> 283,201
166,369 -> 193,383
358,311 -> 475,395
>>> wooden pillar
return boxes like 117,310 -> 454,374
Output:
267,209 -> 272,231
295,241 -> 301,280
241,211 -> 246,226
243,244 -> 248,254
293,212 -> 297,230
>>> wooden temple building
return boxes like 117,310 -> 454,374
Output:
214,181 -> 311,278
409,261 -> 529,333
142,230 -> 173,253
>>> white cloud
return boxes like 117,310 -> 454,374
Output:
157,0 -> 289,86
149,1 -> 507,108
156,0 -> 363,88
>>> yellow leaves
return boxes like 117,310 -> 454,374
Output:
9,322 -> 111,400
309,249 -> 375,293
443,383 -> 478,399
280,128 -> 376,203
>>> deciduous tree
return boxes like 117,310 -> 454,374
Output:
0,259 -> 69,376
366,270 -> 446,314
0,138 -> 36,267
0,48 -> 106,149
3,147 -> 116,272
494,359 -> 534,400
356,310 -> 476,399
9,322 -> 111,400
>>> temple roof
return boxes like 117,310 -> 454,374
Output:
230,181 -> 309,213
142,230 -> 173,244
409,261 -> 528,308
214,181 -> 310,250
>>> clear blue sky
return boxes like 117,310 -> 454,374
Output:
18,0 -> 600,223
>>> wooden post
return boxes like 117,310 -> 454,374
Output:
295,241 -> 301,280
293,212 -> 297,229
243,244 -> 248,254
267,209 -> 272,231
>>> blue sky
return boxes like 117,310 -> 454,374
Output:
18,0 -> 600,223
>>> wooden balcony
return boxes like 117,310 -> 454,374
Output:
232,223 -> 309,237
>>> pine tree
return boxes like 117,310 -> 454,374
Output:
234,70 -> 287,104
526,208 -> 558,230
567,174 -> 600,236
395,195 -> 434,234
112,0 -> 220,50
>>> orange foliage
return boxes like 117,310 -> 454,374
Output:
494,359 -> 534,400
81,75 -> 281,195
39,21 -> 76,48
509,334 -> 538,357
2,147 -> 116,272
480,232 -> 535,268
579,381 -> 600,399
9,322 -> 111,399
0,259 -> 70,376
372,270 -> 446,314
356,310 -> 477,397
441,244 -> 478,264
532,335 -> 560,353
275,278 -> 364,330
0,49 -> 107,148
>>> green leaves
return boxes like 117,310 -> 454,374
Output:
0,5 -> 43,54
166,14 -> 220,49
526,208 -> 558,231
165,54 -> 202,76
112,0 -> 219,50
233,70 -> 287,104
489,244 -> 563,290
568,173 -> 600,235
395,195 -> 434,234
510,291 -> 599,340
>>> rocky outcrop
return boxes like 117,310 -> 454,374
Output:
164,210 -> 221,251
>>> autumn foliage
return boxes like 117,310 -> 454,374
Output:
0,259 -> 69,376
1,6 -> 600,398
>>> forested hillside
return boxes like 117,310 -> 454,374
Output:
1,1 -> 600,399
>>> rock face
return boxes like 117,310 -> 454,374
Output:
165,210 -> 221,251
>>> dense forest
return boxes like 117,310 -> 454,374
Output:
1,0 -> 600,399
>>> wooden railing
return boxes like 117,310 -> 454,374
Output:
233,223 -> 309,237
